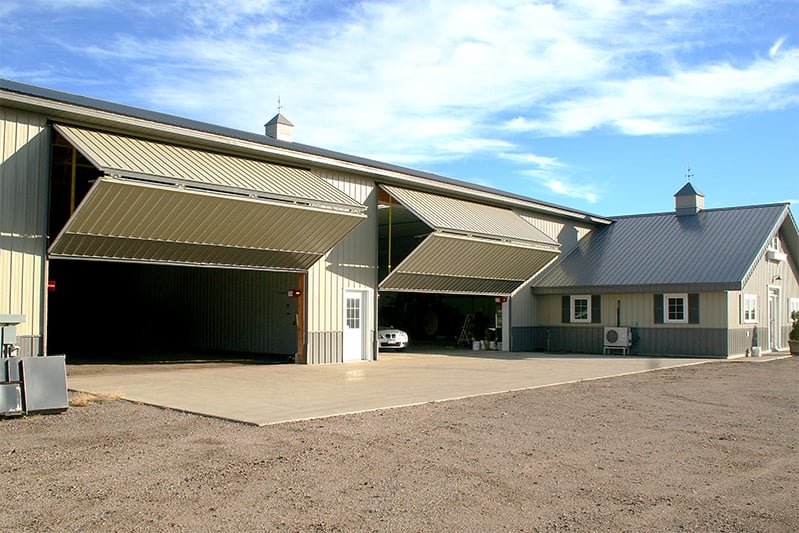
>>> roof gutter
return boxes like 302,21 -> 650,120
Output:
531,282 -> 744,295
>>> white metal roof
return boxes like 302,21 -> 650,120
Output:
379,186 -> 560,295
49,177 -> 365,270
381,185 -> 560,246
379,233 -> 559,295
54,124 -> 363,212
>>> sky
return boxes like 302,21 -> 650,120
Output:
1,0 -> 797,217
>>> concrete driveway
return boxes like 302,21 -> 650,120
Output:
65,351 -> 726,426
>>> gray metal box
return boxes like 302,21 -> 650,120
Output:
20,356 -> 68,413
0,383 -> 23,416
0,383 -> 22,416
1,325 -> 17,345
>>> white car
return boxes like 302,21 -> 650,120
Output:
378,327 -> 409,350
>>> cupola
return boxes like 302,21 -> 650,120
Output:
674,182 -> 704,216
264,112 -> 294,142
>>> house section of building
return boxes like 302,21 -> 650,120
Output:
530,186 -> 799,357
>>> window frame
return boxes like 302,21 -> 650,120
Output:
742,294 -> 758,324
786,298 -> 798,323
570,295 -> 591,323
664,293 -> 688,324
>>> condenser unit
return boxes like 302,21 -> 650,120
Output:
604,327 -> 632,348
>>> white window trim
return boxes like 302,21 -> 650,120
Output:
742,294 -> 758,324
570,295 -> 591,323
789,298 -> 799,323
664,293 -> 688,324
767,236 -> 780,252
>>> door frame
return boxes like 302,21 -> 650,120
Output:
767,285 -> 781,351
343,288 -> 372,362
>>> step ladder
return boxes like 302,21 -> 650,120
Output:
457,314 -> 474,347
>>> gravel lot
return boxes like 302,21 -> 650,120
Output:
2,356 -> 797,532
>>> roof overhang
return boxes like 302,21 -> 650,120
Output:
531,282 -> 742,295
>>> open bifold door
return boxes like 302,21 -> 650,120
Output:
50,125 -> 366,270
379,185 -> 560,295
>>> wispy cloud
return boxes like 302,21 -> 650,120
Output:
521,170 -> 602,204
770,36 -> 787,58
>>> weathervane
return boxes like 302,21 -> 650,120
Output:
686,164 -> 693,182
277,96 -> 283,114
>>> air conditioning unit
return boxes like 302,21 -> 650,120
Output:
604,327 -> 632,348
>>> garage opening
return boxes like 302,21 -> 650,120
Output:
378,292 -> 503,350
46,125 -> 365,362
377,185 -> 559,352
47,261 -> 302,362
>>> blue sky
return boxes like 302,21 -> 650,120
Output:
1,0 -> 797,216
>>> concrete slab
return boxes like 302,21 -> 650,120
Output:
64,351 -> 744,426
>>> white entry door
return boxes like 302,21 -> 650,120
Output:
768,287 -> 780,351
343,290 -> 365,362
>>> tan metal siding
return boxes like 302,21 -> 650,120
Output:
306,169 -> 377,364
0,108 -> 48,347
49,178 -> 365,270
518,213 -> 593,255
54,124 -> 363,209
535,292 -> 727,329
730,237 -> 799,353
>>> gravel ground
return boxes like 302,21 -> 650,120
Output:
2,357 -> 797,532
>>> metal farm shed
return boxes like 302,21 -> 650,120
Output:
1,78 -> 605,365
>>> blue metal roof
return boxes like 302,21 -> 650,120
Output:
532,203 -> 795,294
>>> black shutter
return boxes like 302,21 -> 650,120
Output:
654,294 -> 664,324
591,295 -> 601,324
562,295 -> 571,323
688,293 -> 700,324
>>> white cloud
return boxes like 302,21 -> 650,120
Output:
10,0 -> 797,168
505,49 -> 799,136
521,170 -> 602,204
499,152 -> 565,169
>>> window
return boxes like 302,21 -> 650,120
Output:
345,297 -> 361,329
655,293 -> 699,324
664,293 -> 688,323
571,295 -> 590,322
767,236 -> 780,252
742,294 -> 757,323
788,298 -> 799,322
561,295 -> 600,324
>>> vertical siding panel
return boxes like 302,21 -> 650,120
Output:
733,236 -> 799,353
0,108 -> 48,354
304,168 -> 376,363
